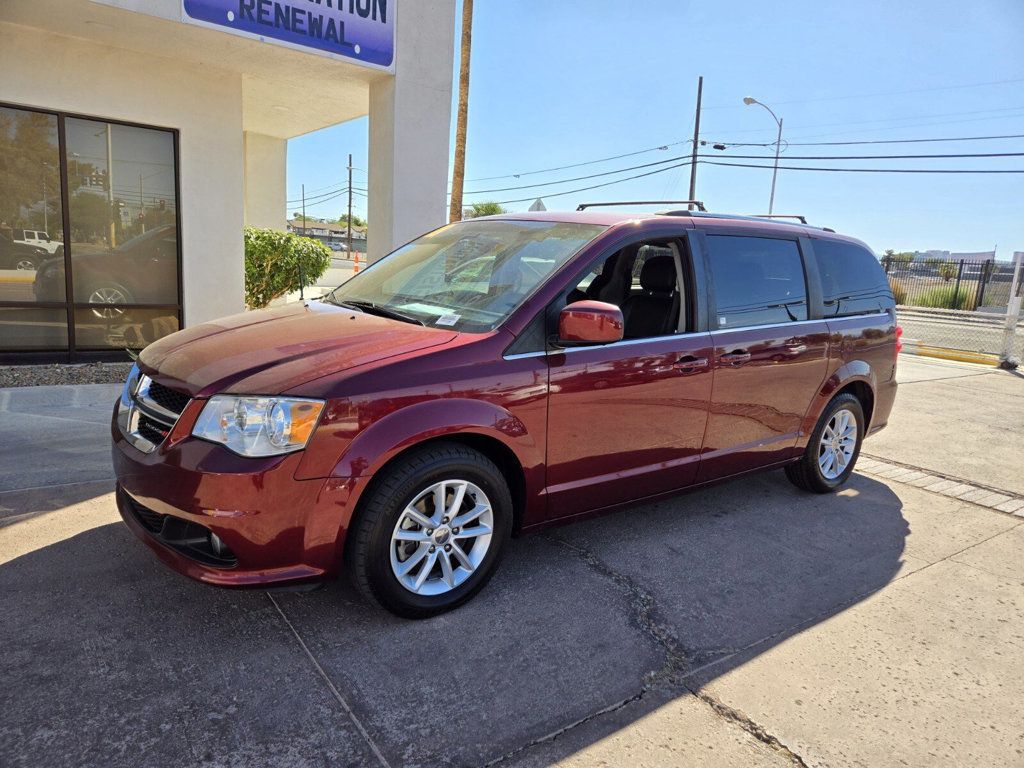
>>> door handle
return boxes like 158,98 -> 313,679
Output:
673,356 -> 709,373
720,350 -> 752,366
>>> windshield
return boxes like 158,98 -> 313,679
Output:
324,220 -> 606,332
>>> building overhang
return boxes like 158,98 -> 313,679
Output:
0,0 -> 387,138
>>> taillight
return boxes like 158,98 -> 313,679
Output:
895,325 -> 903,356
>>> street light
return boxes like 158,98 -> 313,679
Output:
743,96 -> 783,215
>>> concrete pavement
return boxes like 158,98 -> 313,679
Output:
1,356 -> 1022,767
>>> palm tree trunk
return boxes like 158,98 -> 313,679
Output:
448,0 -> 473,223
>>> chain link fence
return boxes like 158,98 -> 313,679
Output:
885,255 -> 1023,358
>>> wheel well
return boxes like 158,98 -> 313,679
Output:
836,381 -> 874,428
357,433 -> 528,535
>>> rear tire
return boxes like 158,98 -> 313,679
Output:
785,393 -> 865,493
345,442 -> 513,618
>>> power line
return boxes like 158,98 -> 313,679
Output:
700,151 -> 1024,161
464,149 -> 1024,198
716,133 -> 1024,148
491,160 -> 694,205
465,140 -> 690,182
286,186 -> 368,206
463,153 -> 691,195
464,130 -> 1024,190
700,160 -> 1024,174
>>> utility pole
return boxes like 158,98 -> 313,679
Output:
106,124 -> 116,248
139,173 -> 146,234
347,153 -> 354,256
299,184 -> 306,301
449,0 -> 473,223
687,76 -> 703,211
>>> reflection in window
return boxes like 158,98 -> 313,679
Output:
65,118 -> 179,307
0,106 -> 65,301
0,307 -> 69,350
74,307 -> 180,350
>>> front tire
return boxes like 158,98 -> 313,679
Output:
345,442 -> 513,618
785,393 -> 865,493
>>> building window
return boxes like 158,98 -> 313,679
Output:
0,103 -> 181,362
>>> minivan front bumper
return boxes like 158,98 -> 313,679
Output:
112,417 -> 361,588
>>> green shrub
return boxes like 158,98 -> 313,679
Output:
889,277 -> 907,305
937,262 -> 958,282
917,285 -> 975,311
244,227 -> 331,309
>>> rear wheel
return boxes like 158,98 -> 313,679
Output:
785,393 -> 864,493
346,443 -> 513,618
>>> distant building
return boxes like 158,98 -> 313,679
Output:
288,217 -> 367,253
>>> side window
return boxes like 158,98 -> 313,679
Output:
563,240 -> 688,339
707,235 -> 808,328
813,239 -> 891,317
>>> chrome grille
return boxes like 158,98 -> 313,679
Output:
118,373 -> 190,453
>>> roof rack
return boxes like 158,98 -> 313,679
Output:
745,214 -> 808,224
577,200 -> 707,213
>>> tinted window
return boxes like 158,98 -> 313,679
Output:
813,239 -> 892,317
707,235 -> 807,328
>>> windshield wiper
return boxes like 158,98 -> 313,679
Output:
333,299 -> 425,326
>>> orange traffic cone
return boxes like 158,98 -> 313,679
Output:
353,252 -> 360,273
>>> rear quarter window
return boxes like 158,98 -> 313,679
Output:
813,239 -> 893,317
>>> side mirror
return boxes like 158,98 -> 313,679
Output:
557,300 -> 624,346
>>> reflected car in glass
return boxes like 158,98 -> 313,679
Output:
112,210 -> 900,617
34,224 -> 178,307
0,232 -> 47,271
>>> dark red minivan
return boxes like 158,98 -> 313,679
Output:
113,208 -> 899,617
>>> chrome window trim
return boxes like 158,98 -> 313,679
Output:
501,310 -> 889,360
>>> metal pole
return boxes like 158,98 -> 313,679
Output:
687,76 -> 703,211
41,165 -> 48,233
347,153 -> 353,256
139,173 -> 146,234
1000,252 -> 1023,366
769,117 -> 783,215
952,260 -> 964,309
299,184 -> 306,301
106,124 -> 116,248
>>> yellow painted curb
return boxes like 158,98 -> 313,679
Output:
902,340 -> 1000,366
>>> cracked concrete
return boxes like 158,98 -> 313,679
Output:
2,355 -> 1023,767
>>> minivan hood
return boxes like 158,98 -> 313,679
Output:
140,301 -> 458,396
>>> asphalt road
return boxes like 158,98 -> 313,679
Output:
1,356 -> 1022,767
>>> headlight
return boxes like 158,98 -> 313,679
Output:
192,395 -> 325,457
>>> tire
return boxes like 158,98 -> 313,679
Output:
15,256 -> 39,271
785,393 -> 865,494
87,284 -> 134,319
345,442 -> 513,618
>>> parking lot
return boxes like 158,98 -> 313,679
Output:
1,355 -> 1022,767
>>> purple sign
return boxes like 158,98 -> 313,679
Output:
182,0 -> 394,69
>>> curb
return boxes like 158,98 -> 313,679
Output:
899,338 -> 1000,366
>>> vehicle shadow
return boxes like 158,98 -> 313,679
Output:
0,470 -> 907,767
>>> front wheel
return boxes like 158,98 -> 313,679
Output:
345,443 -> 513,618
785,393 -> 865,493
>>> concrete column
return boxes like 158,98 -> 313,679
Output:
367,0 -> 456,263
243,132 -> 287,231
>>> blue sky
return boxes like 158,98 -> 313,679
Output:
287,0 -> 1024,258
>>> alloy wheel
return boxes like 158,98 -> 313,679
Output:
88,287 -> 128,318
389,479 -> 494,596
818,408 -> 857,480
